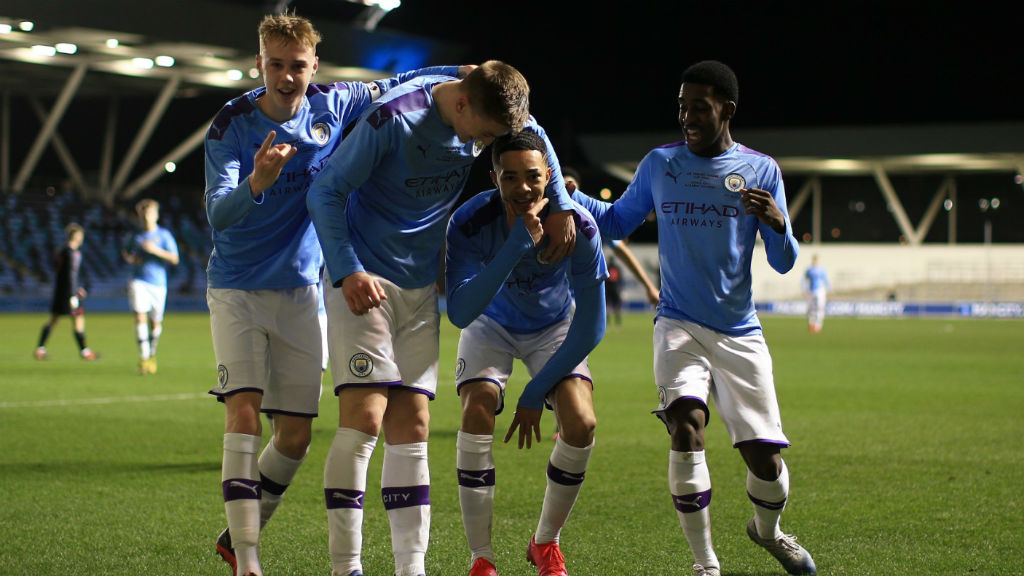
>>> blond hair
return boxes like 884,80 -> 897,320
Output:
258,13 -> 322,54
136,198 -> 159,214
64,222 -> 84,240
461,60 -> 530,133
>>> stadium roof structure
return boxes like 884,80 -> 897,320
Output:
0,0 -> 463,200
580,123 -> 1024,246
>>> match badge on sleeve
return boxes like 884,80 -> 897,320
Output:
724,173 -> 746,192
455,358 -> 465,380
217,364 -> 229,388
471,139 -> 485,157
349,353 -> 373,378
312,122 -> 331,145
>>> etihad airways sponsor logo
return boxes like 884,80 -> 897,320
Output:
660,201 -> 740,217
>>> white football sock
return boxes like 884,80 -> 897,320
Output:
747,459 -> 789,539
258,439 -> 306,529
135,322 -> 150,359
325,428 -> 376,576
535,436 -> 592,544
223,433 -> 262,576
457,430 -> 496,564
382,441 -> 430,576
669,450 -> 718,569
150,324 -> 162,356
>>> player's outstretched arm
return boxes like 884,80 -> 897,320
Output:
612,241 -> 659,305
506,280 -> 606,449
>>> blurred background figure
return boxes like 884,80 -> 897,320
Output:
35,223 -> 97,361
563,167 -> 660,324
803,255 -> 830,333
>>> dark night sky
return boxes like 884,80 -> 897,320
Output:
10,0 -> 1021,215
294,0 -> 1022,135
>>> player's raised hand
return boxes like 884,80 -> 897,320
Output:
248,130 -> 298,196
504,406 -> 543,449
740,187 -> 786,233
341,271 -> 388,316
539,209 -> 576,264
505,196 -> 548,247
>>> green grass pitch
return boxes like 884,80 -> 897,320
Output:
1,312 -> 1022,575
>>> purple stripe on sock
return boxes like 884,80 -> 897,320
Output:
672,488 -> 712,513
381,485 -> 430,509
547,462 -> 585,486
748,492 -> 787,510
457,468 -> 496,487
325,488 -> 365,510
260,473 -> 288,496
222,478 -> 261,501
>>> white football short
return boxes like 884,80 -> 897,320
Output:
455,314 -> 592,414
206,286 -> 323,417
324,274 -> 439,398
653,316 -> 789,447
128,279 -> 167,321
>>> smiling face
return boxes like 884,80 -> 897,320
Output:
256,37 -> 318,122
678,82 -> 735,157
492,148 -> 551,217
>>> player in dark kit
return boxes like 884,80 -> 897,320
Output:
35,223 -> 97,361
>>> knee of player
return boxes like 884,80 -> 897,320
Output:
460,401 -> 497,435
272,422 -> 313,456
665,402 -> 707,450
556,412 -> 597,447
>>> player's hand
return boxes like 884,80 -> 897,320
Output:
249,130 -> 298,196
141,240 -> 158,254
645,286 -> 660,306
341,271 -> 388,316
456,64 -> 478,78
504,407 -> 542,449
539,210 -> 576,264
505,197 -> 548,247
77,287 -> 88,299
740,187 -> 786,233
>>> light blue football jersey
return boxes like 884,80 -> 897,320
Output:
204,67 -> 456,290
307,75 -> 573,290
446,190 -> 607,332
804,266 -> 829,292
126,226 -> 178,287
576,141 -> 799,336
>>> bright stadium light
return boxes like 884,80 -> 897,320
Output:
55,43 -> 77,54
31,45 -> 56,57
226,69 -> 244,81
155,55 -> 175,67
164,162 -> 177,173
132,57 -> 154,69
106,38 -> 119,48
0,24 -> 12,34
19,20 -> 34,31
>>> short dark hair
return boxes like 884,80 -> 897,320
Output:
490,130 -> 547,169
682,60 -> 738,104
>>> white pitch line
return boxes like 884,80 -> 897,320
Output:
0,392 -> 208,409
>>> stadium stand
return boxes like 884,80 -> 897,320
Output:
0,188 -> 210,309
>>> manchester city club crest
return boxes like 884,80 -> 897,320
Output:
471,139 -> 485,157
455,358 -> 465,380
217,364 -> 229,388
724,173 -> 746,192
657,385 -> 667,408
349,352 -> 373,377
312,122 -> 331,145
